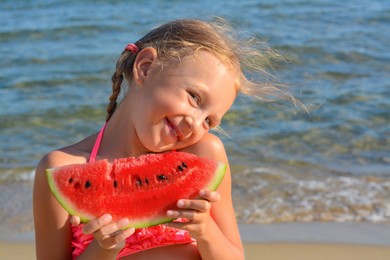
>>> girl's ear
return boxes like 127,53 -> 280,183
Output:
132,47 -> 158,86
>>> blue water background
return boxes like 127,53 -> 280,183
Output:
0,0 -> 389,232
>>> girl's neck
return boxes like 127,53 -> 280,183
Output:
97,111 -> 149,161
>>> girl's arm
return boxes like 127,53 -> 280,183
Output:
178,133 -> 245,260
33,151 -> 74,260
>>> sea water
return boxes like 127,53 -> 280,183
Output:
1,0 -> 389,234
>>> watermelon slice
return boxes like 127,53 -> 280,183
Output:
46,151 -> 226,229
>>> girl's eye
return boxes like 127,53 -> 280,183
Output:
205,117 -> 211,126
189,92 -> 200,104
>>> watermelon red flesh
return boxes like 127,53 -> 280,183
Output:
46,151 -> 226,228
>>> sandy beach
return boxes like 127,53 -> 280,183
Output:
2,222 -> 390,260
2,242 -> 390,260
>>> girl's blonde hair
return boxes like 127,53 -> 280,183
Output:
106,18 -> 296,121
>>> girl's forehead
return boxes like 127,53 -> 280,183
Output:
161,51 -> 239,84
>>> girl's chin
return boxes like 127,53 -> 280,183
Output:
144,142 -> 176,153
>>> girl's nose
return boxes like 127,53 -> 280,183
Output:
184,113 -> 209,132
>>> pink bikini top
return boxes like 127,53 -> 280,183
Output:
71,123 -> 194,259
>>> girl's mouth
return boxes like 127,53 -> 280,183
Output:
165,118 -> 180,140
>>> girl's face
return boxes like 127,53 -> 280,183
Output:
129,51 -> 237,153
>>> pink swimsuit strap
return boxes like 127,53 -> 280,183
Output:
71,124 -> 195,259
89,122 -> 107,163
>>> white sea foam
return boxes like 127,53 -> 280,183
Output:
0,169 -> 35,182
233,168 -> 390,224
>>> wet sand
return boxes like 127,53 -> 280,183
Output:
2,242 -> 390,260
1,222 -> 390,260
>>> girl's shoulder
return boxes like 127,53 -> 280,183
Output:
180,132 -> 228,163
37,135 -> 96,171
38,148 -> 86,170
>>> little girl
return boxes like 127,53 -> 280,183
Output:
33,18 -> 290,259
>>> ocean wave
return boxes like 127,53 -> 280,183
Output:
0,169 -> 35,183
232,167 -> 390,224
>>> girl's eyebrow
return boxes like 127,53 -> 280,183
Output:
190,83 -> 209,96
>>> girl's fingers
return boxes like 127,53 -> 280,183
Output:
70,215 -> 81,226
112,227 -> 136,242
176,198 -> 211,212
82,214 -> 112,234
199,189 -> 221,202
164,190 -> 221,239
166,190 -> 221,220
95,226 -> 136,250
93,218 -> 130,240
167,209 -> 196,220
102,226 -> 136,244
72,214 -> 135,251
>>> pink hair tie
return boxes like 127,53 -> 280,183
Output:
124,43 -> 139,54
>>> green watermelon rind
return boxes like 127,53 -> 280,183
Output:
46,168 -> 94,223
205,161 -> 227,191
46,160 -> 227,229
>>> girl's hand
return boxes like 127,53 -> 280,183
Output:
70,214 -> 135,250
165,189 -> 221,240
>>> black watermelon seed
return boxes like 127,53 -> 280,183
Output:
145,178 -> 149,185
85,181 -> 91,189
113,180 -> 117,188
68,178 -> 73,184
178,165 -> 183,172
157,174 -> 167,181
182,162 -> 187,168
132,175 -> 143,187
